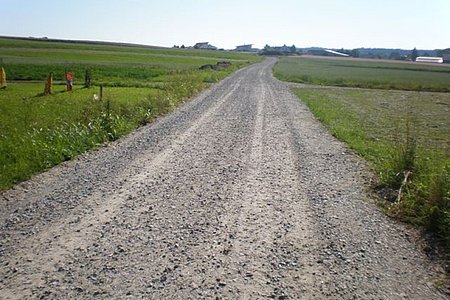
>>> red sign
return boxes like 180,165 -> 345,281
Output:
65,72 -> 74,80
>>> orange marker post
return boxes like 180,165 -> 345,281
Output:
0,66 -> 6,89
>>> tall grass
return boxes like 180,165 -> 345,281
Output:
293,87 -> 450,250
0,72 -> 206,190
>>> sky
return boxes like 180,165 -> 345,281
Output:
1,0 -> 449,50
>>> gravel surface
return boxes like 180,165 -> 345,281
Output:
0,58 -> 446,299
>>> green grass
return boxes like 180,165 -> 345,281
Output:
0,82 -> 198,189
0,37 -> 261,190
0,37 -> 261,87
0,37 -> 260,71
293,86 -> 450,249
0,38 -> 257,60
274,56 -> 450,92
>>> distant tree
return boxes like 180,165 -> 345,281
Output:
84,69 -> 92,88
290,45 -> 297,53
411,47 -> 419,61
423,52 -> 430,57
180,45 -> 185,49
389,51 -> 401,60
261,45 -> 282,56
437,48 -> 450,56
349,49 -> 359,58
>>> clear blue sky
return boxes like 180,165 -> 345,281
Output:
1,0 -> 449,50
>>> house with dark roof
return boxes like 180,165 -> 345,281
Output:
234,44 -> 253,52
273,45 -> 291,53
193,42 -> 217,50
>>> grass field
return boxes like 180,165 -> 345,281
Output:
274,56 -> 450,92
0,37 -> 260,86
274,56 -> 450,249
0,37 -> 261,190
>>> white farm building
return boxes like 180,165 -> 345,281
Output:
415,56 -> 443,63
324,49 -> 349,57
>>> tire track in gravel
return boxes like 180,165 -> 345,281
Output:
0,58 -> 446,299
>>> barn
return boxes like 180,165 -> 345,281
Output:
324,49 -> 349,57
415,57 -> 443,63
193,42 -> 217,50
234,44 -> 253,52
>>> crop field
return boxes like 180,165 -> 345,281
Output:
274,56 -> 450,245
0,37 -> 260,86
274,56 -> 450,92
0,37 -> 261,190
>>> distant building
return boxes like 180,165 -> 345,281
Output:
415,56 -> 443,63
261,44 -> 298,55
442,54 -> 450,63
234,44 -> 253,52
273,45 -> 291,53
193,42 -> 217,50
305,49 -> 350,57
306,49 -> 327,56
324,49 -> 349,57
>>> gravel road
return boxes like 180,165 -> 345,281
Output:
0,58 -> 446,299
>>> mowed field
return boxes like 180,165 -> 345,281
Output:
0,37 -> 261,190
274,56 -> 450,92
274,56 -> 450,247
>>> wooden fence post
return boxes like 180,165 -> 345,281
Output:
0,58 -> 6,89
44,72 -> 53,95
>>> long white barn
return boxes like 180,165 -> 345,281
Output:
415,56 -> 443,63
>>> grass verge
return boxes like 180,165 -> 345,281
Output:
293,87 -> 450,259
1,72 -> 216,190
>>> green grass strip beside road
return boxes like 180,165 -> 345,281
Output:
293,87 -> 450,250
0,68 -> 236,191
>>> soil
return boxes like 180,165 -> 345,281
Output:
0,58 -> 447,299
